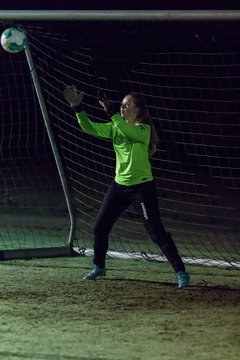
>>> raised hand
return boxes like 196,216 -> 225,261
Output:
64,85 -> 85,107
97,90 -> 112,113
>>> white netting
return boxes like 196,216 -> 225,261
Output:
1,20 -> 240,266
0,23 -> 70,252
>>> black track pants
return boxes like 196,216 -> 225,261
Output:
93,180 -> 185,273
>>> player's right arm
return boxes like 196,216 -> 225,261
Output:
76,111 -> 113,139
63,85 -> 113,139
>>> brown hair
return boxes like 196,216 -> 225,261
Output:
128,93 -> 159,157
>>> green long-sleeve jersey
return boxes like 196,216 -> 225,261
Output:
76,111 -> 153,186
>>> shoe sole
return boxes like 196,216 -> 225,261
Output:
83,273 -> 106,281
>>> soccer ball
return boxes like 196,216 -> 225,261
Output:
1,27 -> 27,53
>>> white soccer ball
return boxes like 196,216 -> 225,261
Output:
1,27 -> 27,53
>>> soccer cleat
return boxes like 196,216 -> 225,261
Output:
83,265 -> 106,280
177,271 -> 190,288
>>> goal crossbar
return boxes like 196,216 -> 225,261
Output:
1,10 -> 240,22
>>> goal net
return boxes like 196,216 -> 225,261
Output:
0,23 -> 72,258
0,15 -> 239,267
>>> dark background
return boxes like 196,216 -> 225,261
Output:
0,0 -> 240,10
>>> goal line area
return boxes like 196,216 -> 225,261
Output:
0,14 -> 239,268
77,248 -> 240,269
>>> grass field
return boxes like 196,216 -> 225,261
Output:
0,256 -> 239,360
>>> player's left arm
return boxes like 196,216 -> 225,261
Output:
111,113 -> 150,145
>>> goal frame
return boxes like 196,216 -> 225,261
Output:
1,10 -> 240,21
0,10 -> 239,265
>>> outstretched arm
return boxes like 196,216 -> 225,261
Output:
111,113 -> 150,145
76,111 -> 113,139
64,85 -> 113,139
97,91 -> 150,145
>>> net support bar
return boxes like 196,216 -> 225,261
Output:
24,43 -> 76,247
1,10 -> 240,21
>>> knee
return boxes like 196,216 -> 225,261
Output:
144,221 -> 167,241
93,222 -> 110,238
149,228 -> 172,246
155,232 -> 176,248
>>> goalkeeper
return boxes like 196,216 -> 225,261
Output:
64,86 -> 190,288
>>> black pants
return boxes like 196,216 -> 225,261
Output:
93,180 -> 185,273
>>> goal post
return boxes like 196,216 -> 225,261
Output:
0,11 -> 240,268
0,22 -> 76,259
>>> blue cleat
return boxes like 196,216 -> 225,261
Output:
177,271 -> 190,288
83,265 -> 106,280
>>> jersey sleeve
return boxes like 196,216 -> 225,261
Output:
76,111 -> 113,139
111,113 -> 150,145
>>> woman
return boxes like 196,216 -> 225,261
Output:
64,86 -> 190,288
